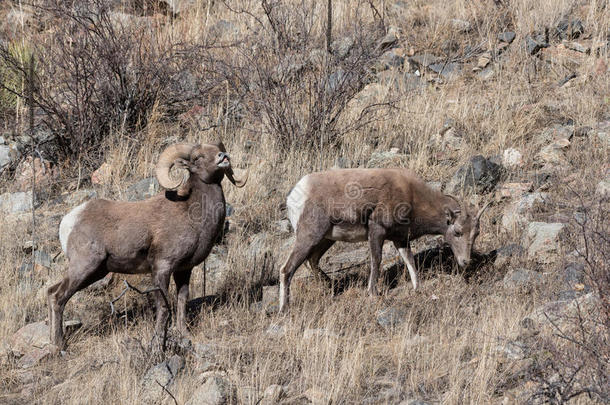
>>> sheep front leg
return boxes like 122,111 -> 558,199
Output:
173,269 -> 193,339
393,241 -> 418,290
152,268 -> 172,349
367,222 -> 386,297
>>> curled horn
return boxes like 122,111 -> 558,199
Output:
476,201 -> 492,222
155,144 -> 194,190
215,140 -> 248,188
226,167 -> 248,188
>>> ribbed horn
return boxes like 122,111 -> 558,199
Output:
476,201 -> 491,222
155,144 -> 194,190
225,167 -> 248,188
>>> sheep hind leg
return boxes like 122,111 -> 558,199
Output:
151,268 -> 172,350
48,257 -> 107,349
306,239 -> 335,286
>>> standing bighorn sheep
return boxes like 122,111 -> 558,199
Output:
49,142 -> 246,348
279,168 -> 489,312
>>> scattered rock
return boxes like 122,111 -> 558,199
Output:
502,268 -> 543,289
447,155 -> 503,194
331,36 -> 354,59
501,192 -> 548,231
562,40 -> 589,54
556,18 -> 584,40
428,62 -> 462,79
496,182 -> 533,200
450,18 -> 471,33
14,157 -> 59,191
502,148 -> 523,168
535,139 -> 570,166
303,328 -> 339,340
186,374 -> 233,405
125,177 -> 159,201
440,127 -> 466,151
33,250 -> 52,271
376,306 -> 407,330
494,340 -> 528,360
498,31 -> 516,44
527,292 -> 599,330
525,34 -> 549,55
140,355 -> 185,404
261,384 -> 284,404
525,222 -> 566,264
408,53 -> 441,69
260,285 -> 279,313
377,26 -> 401,51
375,49 -> 405,72
63,189 -> 97,206
0,191 -> 35,214
494,244 -> 524,268
475,51 -> 492,70
562,262 -> 586,289
272,219 -> 291,235
596,171 -> 610,197
7,321 -> 51,357
91,162 -> 112,186
367,149 -> 408,168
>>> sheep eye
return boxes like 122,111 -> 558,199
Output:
454,230 -> 463,237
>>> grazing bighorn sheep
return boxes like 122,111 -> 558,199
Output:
279,168 -> 489,312
49,142 -> 246,348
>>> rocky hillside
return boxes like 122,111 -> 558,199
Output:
0,1 -> 608,404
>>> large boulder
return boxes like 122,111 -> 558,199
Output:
140,354 -> 185,404
186,373 -> 233,405
447,155 -> 503,194
525,222 -> 566,264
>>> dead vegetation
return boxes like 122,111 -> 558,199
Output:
0,0 -> 608,404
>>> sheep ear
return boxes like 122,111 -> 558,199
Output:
444,206 -> 460,225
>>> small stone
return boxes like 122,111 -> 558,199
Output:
272,219 -> 291,235
563,41 -> 589,54
447,155 -> 504,194
408,53 -> 441,69
450,19 -> 471,33
494,340 -> 528,360
261,384 -> 284,404
494,244 -> 524,268
526,222 -> 566,264
0,191 -> 34,214
556,18 -> 584,40
502,268 -> 543,289
536,140 -> 570,165
501,192 -> 548,231
186,374 -> 233,405
428,62 -> 462,79
376,306 -> 407,330
331,36 -> 354,59
91,162 -> 112,186
525,35 -> 548,55
496,182 -> 533,200
124,178 -> 158,201
502,148 -> 523,168
498,31 -> 516,44
475,52 -> 492,70
140,355 -> 185,404
63,189 -> 97,206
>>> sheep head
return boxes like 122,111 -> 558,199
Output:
442,197 -> 490,268
156,143 -> 247,194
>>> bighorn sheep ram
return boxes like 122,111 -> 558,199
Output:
49,142 -> 246,348
279,168 -> 489,312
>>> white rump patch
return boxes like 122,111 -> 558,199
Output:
59,202 -> 88,253
286,175 -> 311,232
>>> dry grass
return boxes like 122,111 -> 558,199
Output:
0,0 -> 608,404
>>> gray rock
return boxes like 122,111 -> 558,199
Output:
63,189 -> 97,206
125,178 -> 159,201
377,71 -> 424,93
408,53 -> 441,69
377,26 -> 401,51
450,18 -> 471,33
447,155 -> 503,194
33,250 -> 52,270
376,306 -> 407,330
502,268 -> 543,289
498,31 -> 516,44
7,321 -> 51,357
525,34 -> 548,55
563,262 -> 586,287
0,145 -> 11,172
596,172 -> 610,197
375,49 -> 405,72
331,36 -> 354,59
186,374 -> 233,405
526,222 -> 566,264
494,340 -> 528,360
494,244 -> 524,268
261,384 -> 284,404
160,0 -> 198,15
140,355 -> 185,404
563,41 -> 589,53
428,62 -> 462,79
0,191 -> 34,214
501,192 -> 548,231
556,18 -> 584,40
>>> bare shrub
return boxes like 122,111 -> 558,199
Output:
222,0 -> 394,150
0,0 -> 221,167
528,195 -> 609,404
